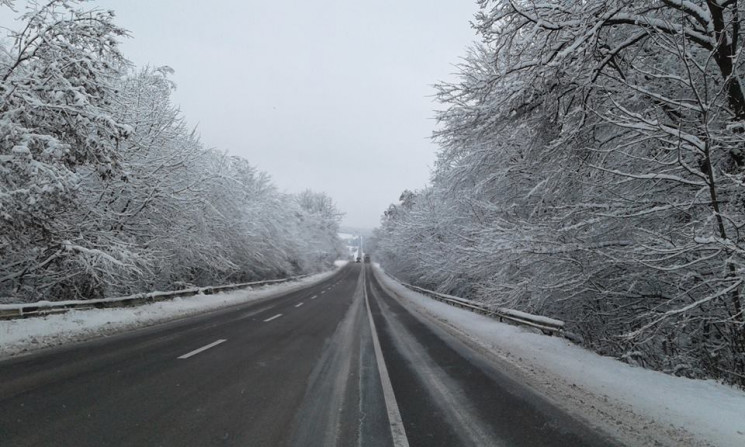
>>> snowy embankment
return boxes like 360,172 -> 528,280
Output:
374,266 -> 745,447
1,264 -> 346,359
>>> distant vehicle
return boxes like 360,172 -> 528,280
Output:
356,257 -> 361,263
364,255 -> 370,263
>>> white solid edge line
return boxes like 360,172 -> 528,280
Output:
364,272 -> 410,447
177,339 -> 227,360
264,313 -> 283,322
310,295 -> 318,300
295,302 -> 304,308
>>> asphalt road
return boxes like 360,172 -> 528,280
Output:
0,263 -> 617,446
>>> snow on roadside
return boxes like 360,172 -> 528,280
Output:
374,266 -> 745,447
0,269 -> 340,359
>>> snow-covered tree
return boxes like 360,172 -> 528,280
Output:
0,0 -> 136,300
376,0 -> 745,386
1,1 -> 344,302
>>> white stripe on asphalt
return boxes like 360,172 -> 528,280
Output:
295,302 -> 304,308
264,313 -> 283,322
364,274 -> 410,447
310,295 -> 318,300
178,339 -> 227,359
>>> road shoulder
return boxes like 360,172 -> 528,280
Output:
371,266 -> 727,447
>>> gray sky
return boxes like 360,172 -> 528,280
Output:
9,0 -> 479,228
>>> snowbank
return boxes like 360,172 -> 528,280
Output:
0,269 -> 339,358
375,267 -> 745,447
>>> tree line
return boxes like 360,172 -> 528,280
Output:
0,1 -> 345,303
372,0 -> 745,387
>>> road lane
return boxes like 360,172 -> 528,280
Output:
366,265 -> 617,447
0,262 -> 620,446
0,265 -> 382,446
363,267 -> 409,447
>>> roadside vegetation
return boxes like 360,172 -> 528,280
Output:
0,1 -> 345,303
372,0 -> 745,387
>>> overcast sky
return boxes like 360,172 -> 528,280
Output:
6,0 -> 478,229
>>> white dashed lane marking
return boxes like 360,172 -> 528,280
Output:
177,339 -> 227,360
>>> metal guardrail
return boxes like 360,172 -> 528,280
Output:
0,276 -> 308,321
383,273 -> 566,337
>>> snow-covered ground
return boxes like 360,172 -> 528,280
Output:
0,268 -> 342,359
374,266 -> 745,447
